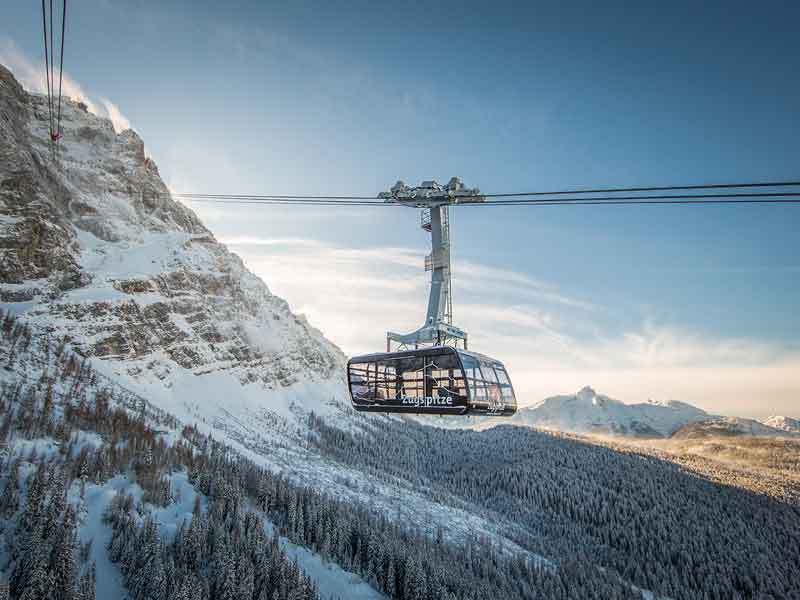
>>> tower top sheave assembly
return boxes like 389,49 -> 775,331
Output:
378,177 -> 486,208
379,178 -> 485,351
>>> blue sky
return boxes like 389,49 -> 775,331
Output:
2,1 -> 799,416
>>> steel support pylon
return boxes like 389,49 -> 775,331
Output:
379,178 -> 485,351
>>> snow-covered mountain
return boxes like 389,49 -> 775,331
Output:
761,415 -> 800,434
0,64 -> 348,440
672,416 -> 799,439
508,386 -> 711,438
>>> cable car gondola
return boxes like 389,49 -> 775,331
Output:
348,178 -> 517,416
348,347 -> 516,416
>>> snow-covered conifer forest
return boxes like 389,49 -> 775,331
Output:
0,311 -> 648,599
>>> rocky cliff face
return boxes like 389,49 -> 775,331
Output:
0,64 -> 347,433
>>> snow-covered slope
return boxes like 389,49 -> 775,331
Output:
509,386 -> 710,438
671,417 -> 798,439
761,415 -> 800,434
0,309 -> 387,600
0,63 -> 348,439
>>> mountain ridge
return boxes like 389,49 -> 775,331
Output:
672,416 -> 800,439
508,385 -> 710,438
442,386 -> 797,440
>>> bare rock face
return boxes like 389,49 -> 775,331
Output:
0,63 -> 346,429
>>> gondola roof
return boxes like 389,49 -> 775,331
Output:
349,346 -> 501,364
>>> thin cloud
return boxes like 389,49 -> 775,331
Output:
225,236 -> 424,270
606,324 -> 786,369
220,236 -> 327,248
456,260 -> 596,310
228,236 -> 800,417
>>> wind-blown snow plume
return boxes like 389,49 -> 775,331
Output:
0,37 -> 132,132
98,97 -> 132,133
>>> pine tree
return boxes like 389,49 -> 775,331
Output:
51,505 -> 79,600
385,559 -> 397,597
18,562 -> 52,600
163,555 -> 176,600
146,553 -> 167,600
20,465 -> 46,533
10,521 -> 45,596
44,468 -> 67,541
78,563 -> 96,600
216,550 -> 237,600
129,519 -> 165,600
0,462 -> 20,517
236,557 -> 255,600
172,579 -> 192,600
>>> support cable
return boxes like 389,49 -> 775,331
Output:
480,180 -> 800,198
468,191 -> 800,206
177,192 -> 800,208
169,179 -> 800,202
40,0 -> 66,144
50,0 -> 55,138
55,0 -> 66,142
40,0 -> 54,138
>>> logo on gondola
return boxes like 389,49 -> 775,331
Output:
401,395 -> 453,407
407,360 -> 457,407
350,358 -> 464,408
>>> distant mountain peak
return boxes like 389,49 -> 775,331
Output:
511,387 -> 709,438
